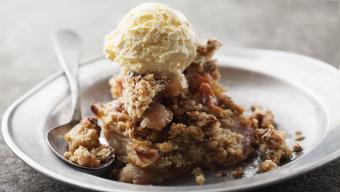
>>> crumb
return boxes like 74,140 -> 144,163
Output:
295,135 -> 305,141
295,131 -> 305,141
216,171 -> 227,178
232,167 -> 243,178
259,160 -> 278,173
293,143 -> 303,153
192,167 -> 206,185
195,175 -> 206,185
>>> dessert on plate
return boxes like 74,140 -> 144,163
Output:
63,2 -> 295,185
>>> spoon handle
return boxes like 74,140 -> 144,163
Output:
53,30 -> 82,122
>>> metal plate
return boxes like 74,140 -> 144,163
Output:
2,48 -> 340,192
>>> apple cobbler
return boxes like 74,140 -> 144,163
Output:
62,2 -> 299,185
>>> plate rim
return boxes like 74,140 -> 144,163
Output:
2,48 -> 340,192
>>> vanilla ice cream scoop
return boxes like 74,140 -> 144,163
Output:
104,3 -> 198,75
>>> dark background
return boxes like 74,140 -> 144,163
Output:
1,0 -> 340,191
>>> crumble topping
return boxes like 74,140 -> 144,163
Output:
64,145 -> 113,168
122,73 -> 167,119
250,106 -> 292,164
110,71 -> 167,119
194,39 -> 222,67
64,146 -> 100,167
63,117 -> 114,167
64,117 -> 101,152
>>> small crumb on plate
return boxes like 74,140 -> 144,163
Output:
192,167 -> 206,185
293,143 -> 303,153
295,131 -> 305,141
259,160 -> 278,173
232,167 -> 243,178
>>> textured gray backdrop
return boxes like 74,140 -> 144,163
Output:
1,0 -> 340,191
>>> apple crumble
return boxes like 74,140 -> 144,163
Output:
62,2 -> 296,184
82,39 -> 290,183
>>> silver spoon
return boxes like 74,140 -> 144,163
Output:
46,30 -> 114,175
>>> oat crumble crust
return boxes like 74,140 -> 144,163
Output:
64,117 -> 101,152
64,39 -> 292,184
250,106 -> 292,171
109,71 -> 168,119
63,117 -> 114,168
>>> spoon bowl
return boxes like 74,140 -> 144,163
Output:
46,122 -> 115,175
46,30 -> 114,175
